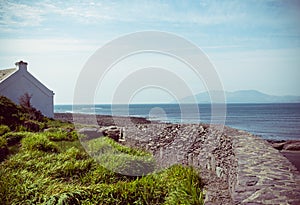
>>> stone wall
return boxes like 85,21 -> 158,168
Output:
119,124 -> 300,204
121,123 -> 237,204
77,120 -> 300,204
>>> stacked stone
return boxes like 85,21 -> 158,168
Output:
122,123 -> 236,204
77,119 -> 300,205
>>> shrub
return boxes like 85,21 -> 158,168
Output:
45,118 -> 74,130
16,125 -> 27,132
0,137 -> 7,148
44,129 -> 78,141
23,120 -> 45,132
0,137 -> 9,161
19,93 -> 45,122
2,132 -> 31,146
0,95 -> 47,131
21,133 -> 59,153
19,107 -> 45,122
0,125 -> 10,136
0,96 -> 21,129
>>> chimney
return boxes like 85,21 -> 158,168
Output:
15,61 -> 28,71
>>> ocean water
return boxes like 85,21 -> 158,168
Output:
55,103 -> 300,141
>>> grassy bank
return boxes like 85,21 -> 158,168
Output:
0,96 -> 205,204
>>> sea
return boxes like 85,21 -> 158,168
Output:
55,103 -> 300,141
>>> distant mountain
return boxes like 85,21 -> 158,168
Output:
177,90 -> 300,103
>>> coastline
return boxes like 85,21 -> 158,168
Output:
54,112 -> 300,171
54,112 -> 153,126
55,103 -> 300,142
55,112 -> 236,203
54,112 -> 300,204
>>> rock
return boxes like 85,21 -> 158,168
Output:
216,166 -> 223,178
207,154 -> 216,171
79,126 -> 124,142
268,140 -> 300,151
245,176 -> 258,186
78,127 -> 103,140
101,126 -> 123,142
271,142 -> 285,150
199,126 -> 205,133
119,128 -> 125,142
283,141 -> 300,151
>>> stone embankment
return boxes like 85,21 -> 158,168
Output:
119,124 -> 300,204
56,114 -> 300,204
231,129 -> 300,205
122,124 -> 236,204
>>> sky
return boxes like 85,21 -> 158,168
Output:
0,0 -> 300,104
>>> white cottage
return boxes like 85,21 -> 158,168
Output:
0,61 -> 54,118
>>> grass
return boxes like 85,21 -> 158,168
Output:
21,133 -> 60,153
0,124 -> 205,204
44,128 -> 79,141
84,137 -> 156,176
0,125 -> 10,136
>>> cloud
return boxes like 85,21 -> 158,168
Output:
0,1 -> 44,27
37,1 -> 115,24
0,0 -> 252,27
1,0 -> 299,36
1,1 -> 299,52
0,38 -> 99,55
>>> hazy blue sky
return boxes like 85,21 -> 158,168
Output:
0,0 -> 299,104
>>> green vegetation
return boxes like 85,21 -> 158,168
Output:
0,95 -> 71,132
0,125 -> 10,136
0,137 -> 8,162
86,137 -> 156,176
0,96 -> 205,204
44,128 -> 79,142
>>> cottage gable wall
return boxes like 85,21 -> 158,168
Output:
0,61 -> 54,118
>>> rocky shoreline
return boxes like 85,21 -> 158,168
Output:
54,113 -> 152,126
54,113 -> 300,204
54,113 -> 300,170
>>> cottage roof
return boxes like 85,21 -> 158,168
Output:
0,62 -> 54,96
0,68 -> 16,82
